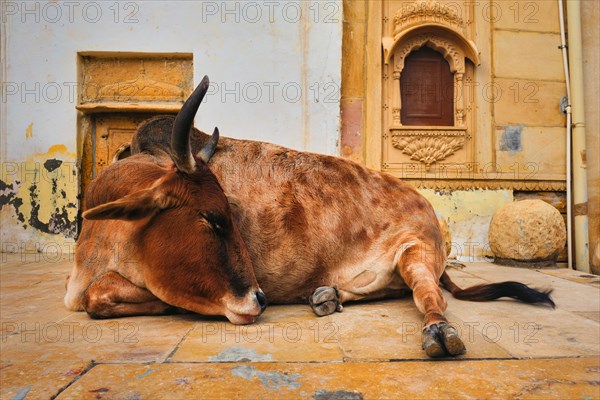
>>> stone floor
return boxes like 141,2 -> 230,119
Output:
1,254 -> 599,399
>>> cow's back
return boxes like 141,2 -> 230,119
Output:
131,117 -> 445,303
208,137 -> 444,302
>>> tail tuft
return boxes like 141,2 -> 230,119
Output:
440,272 -> 555,308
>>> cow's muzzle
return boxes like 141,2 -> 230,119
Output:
255,289 -> 267,312
224,289 -> 267,325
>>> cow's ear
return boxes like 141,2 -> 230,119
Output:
225,195 -> 241,209
225,195 -> 245,221
83,187 -> 177,221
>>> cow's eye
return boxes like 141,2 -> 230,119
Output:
198,212 -> 224,234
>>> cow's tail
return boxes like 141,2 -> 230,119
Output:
439,271 -> 555,308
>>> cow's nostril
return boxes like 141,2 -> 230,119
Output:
256,290 -> 267,312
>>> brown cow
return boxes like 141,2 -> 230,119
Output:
64,77 -> 267,325
130,80 -> 554,358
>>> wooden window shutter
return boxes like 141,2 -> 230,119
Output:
400,47 -> 454,126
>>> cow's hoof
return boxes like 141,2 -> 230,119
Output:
422,323 -> 466,358
309,287 -> 342,316
440,324 -> 466,356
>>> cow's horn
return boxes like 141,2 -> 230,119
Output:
171,75 -> 210,173
197,127 -> 219,163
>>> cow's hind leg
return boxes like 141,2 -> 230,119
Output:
309,287 -> 343,316
397,242 -> 466,357
83,271 -> 176,318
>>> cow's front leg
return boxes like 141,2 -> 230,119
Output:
309,287 -> 343,316
83,271 -> 177,318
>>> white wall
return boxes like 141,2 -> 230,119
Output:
0,1 -> 342,251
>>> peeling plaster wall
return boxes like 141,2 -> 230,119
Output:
1,1 -> 342,253
1,145 -> 79,253
421,189 -> 514,261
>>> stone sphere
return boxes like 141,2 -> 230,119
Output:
489,200 -> 566,262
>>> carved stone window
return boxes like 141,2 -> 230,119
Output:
382,0 -> 480,172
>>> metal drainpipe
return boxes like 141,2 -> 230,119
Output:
565,0 -> 590,271
558,0 -> 572,269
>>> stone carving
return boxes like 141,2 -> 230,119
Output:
391,129 -> 468,170
382,0 -> 480,67
393,0 -> 466,37
394,34 -> 465,74
97,74 -> 184,101
401,179 -> 567,192
79,55 -> 193,104
454,73 -> 465,125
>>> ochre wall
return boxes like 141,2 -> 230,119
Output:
581,0 -> 600,273
339,0 -> 591,263
340,1 -> 367,163
491,0 -> 566,181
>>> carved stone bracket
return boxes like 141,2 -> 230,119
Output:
393,0 -> 466,37
394,34 -> 465,74
404,179 -> 567,191
390,127 -> 469,170
382,0 -> 480,66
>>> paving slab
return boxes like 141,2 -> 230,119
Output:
170,305 -> 344,363
0,259 -> 198,364
1,312 -> 202,364
574,311 -> 600,323
444,296 -> 599,358
0,254 -> 73,273
57,358 -> 600,399
0,361 -> 91,400
539,268 -> 600,288
2,258 -> 599,398
453,264 -> 600,312
330,299 -> 512,360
